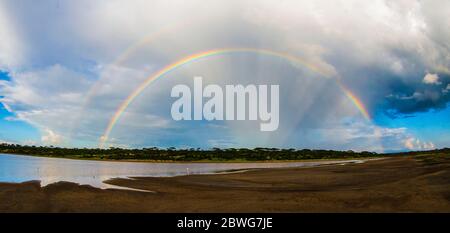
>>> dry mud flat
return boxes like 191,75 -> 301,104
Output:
1,155 -> 449,212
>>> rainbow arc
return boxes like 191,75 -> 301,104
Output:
99,48 -> 371,148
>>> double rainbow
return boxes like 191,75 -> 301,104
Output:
99,48 -> 370,148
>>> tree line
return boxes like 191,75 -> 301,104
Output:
0,143 -> 389,161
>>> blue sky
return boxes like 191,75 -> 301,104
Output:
0,71 -> 39,143
0,0 -> 449,152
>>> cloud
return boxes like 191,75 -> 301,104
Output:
443,84 -> 450,94
0,102 -> 13,112
386,88 -> 449,114
303,120 -> 432,152
0,0 -> 449,150
207,139 -> 237,148
243,0 -> 450,115
0,5 -> 23,70
0,62 -> 161,147
0,139 -> 13,144
41,128 -> 63,145
403,137 -> 435,151
423,73 -> 441,85
0,65 -> 93,139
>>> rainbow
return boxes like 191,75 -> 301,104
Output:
99,48 -> 370,147
338,84 -> 371,120
68,22 -> 186,143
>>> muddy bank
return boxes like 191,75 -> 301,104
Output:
1,156 -> 449,212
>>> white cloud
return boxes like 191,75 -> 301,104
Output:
423,73 -> 441,85
403,137 -> 435,150
1,64 -> 91,107
404,137 -> 415,150
41,128 -> 63,145
0,62 -> 161,147
245,0 -> 449,75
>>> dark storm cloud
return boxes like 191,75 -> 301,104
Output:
385,73 -> 450,115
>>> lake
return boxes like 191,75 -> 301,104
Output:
0,153 -> 363,189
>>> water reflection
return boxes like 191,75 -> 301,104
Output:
0,154 -> 362,189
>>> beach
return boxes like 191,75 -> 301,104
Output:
1,155 -> 449,212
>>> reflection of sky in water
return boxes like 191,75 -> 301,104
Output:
0,154 -> 362,189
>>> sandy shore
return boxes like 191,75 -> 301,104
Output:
1,155 -> 449,212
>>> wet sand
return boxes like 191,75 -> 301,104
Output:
1,155 -> 449,212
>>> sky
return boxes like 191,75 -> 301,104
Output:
0,0 -> 449,152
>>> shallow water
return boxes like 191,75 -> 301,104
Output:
0,153 -> 362,189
